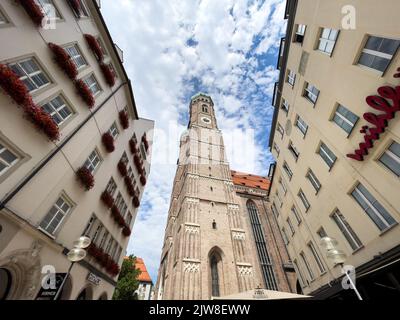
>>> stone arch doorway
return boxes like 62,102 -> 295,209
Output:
76,285 -> 93,300
208,247 -> 225,298
98,292 -> 108,300
0,268 -> 12,300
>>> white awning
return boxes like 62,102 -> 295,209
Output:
212,288 -> 311,300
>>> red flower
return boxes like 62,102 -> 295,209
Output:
134,155 -> 143,174
0,63 -> 31,106
124,176 -> 135,197
111,205 -> 125,227
122,226 -> 131,237
132,196 -> 140,208
140,175 -> 147,186
107,261 -> 120,276
48,43 -> 78,80
129,139 -> 138,154
100,63 -> 116,87
67,0 -> 82,17
24,105 -> 60,141
18,0 -> 44,26
84,34 -> 104,61
142,134 -> 149,151
119,110 -> 129,129
75,79 -> 95,108
100,190 -> 114,208
117,160 -> 127,177
76,166 -> 95,190
87,243 -> 102,259
101,132 -> 115,153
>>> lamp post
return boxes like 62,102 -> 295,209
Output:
320,237 -> 363,300
53,236 -> 91,300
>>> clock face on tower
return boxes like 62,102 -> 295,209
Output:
201,116 -> 211,124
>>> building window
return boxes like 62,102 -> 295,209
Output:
212,220 -> 217,229
276,191 -> 283,208
202,104 -> 208,113
287,217 -> 295,236
84,74 -> 101,95
288,141 -> 300,161
140,143 -> 147,160
332,104 -> 359,135
0,142 -> 19,177
9,58 -> 50,93
291,206 -> 302,225
281,228 -> 289,245
271,202 -> 280,218
294,24 -> 306,44
317,227 -> 327,238
351,183 -> 396,231
105,237 -> 114,254
303,82 -> 320,104
293,259 -> 306,287
210,255 -> 220,297
84,149 -> 101,174
273,143 -> 280,157
115,193 -> 128,218
36,0 -> 61,19
358,36 -> 400,73
298,189 -> 310,212
331,209 -> 363,251
317,28 -> 339,55
106,177 -> 117,196
92,224 -> 103,245
282,161 -> 293,180
65,44 -> 87,69
306,169 -> 321,193
82,215 -> 96,236
108,122 -> 119,139
99,230 -> 109,249
318,142 -> 337,169
278,178 -> 287,195
281,99 -> 290,114
295,115 -> 308,137
41,95 -> 73,125
300,252 -> 314,281
247,200 -> 278,290
379,141 -> 400,177
39,195 -> 72,235
277,123 -> 284,139
287,69 -> 296,86
308,242 -> 326,274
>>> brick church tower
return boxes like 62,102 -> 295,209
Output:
154,93 -> 295,300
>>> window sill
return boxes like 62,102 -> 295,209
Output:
379,223 -> 398,237
351,245 -> 365,255
37,227 -> 56,240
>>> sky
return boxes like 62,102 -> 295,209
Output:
101,0 -> 287,283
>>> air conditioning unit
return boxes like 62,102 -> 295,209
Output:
294,33 -> 304,43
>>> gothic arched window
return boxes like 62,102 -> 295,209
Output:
210,255 -> 220,296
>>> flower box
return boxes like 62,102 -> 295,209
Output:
140,175 -> 147,186
117,161 -> 127,177
142,134 -> 149,151
84,34 -> 104,62
122,226 -> 131,237
75,79 -> 95,108
132,196 -> 140,208
124,176 -> 135,197
119,110 -> 129,129
100,190 -> 114,208
76,166 -> 94,190
101,132 -> 115,153
49,43 -> 78,80
0,63 -> 32,106
24,104 -> 60,141
100,63 -> 116,87
18,0 -> 44,26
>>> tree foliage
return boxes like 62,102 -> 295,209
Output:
112,255 -> 141,300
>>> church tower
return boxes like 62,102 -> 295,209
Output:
154,93 -> 293,300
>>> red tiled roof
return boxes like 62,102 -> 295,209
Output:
231,170 -> 270,191
125,256 -> 153,283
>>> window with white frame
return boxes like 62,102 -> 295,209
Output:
283,161 -> 293,180
317,28 -> 339,55
281,98 -> 290,114
287,217 -> 295,236
281,228 -> 289,245
307,242 -> 326,274
99,229 -> 109,249
300,252 -> 314,281
121,152 -> 129,165
84,74 -> 101,95
294,24 -> 306,43
317,227 -> 327,239
278,178 -> 287,195
303,82 -> 320,104
291,206 -> 302,225
97,37 -> 108,57
140,143 -> 147,160
379,141 -> 400,177
331,209 -> 363,251
351,183 -> 396,231
41,95 -> 73,125
65,44 -> 87,69
288,141 -> 300,161
108,122 -> 119,139
82,215 -> 96,236
105,237 -> 114,254
106,177 -> 117,196
0,142 -> 19,177
277,123 -> 284,139
84,149 -> 101,174
39,195 -> 72,235
293,259 -> 306,287
9,58 -> 50,92
318,142 -> 337,169
358,36 -> 400,73
115,192 -> 128,217
92,224 -> 103,245
126,212 -> 133,227
306,169 -> 321,193
36,0 -> 61,19
298,189 -> 310,212
276,191 -> 283,208
287,69 -> 296,86
332,104 -> 359,134
295,115 -> 308,137
273,143 -> 280,157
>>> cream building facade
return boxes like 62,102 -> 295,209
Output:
269,0 -> 400,299
0,0 -> 153,300
154,93 -> 295,300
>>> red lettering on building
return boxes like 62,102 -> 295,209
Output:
347,70 -> 400,161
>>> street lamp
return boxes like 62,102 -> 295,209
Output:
53,236 -> 91,300
320,237 -> 363,300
